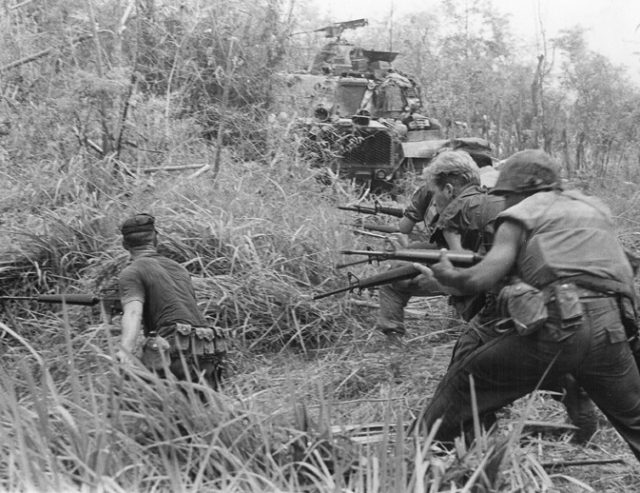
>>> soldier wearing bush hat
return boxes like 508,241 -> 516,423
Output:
413,149 -> 640,461
117,213 -> 225,391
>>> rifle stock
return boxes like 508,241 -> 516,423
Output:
340,249 -> 483,267
313,264 -> 421,300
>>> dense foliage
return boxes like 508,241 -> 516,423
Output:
2,0 -> 640,491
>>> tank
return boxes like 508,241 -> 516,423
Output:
280,19 -> 447,193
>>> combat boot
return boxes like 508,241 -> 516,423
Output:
560,374 -> 598,444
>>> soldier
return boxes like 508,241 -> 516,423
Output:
375,150 -> 504,337
414,150 -> 640,459
116,213 -> 224,391
448,137 -> 499,188
393,139 -> 497,238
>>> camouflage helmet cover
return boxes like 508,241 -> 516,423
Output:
492,149 -> 560,194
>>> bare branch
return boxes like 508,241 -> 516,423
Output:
0,34 -> 93,73
9,0 -> 37,10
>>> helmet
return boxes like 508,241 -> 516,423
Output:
447,137 -> 494,168
491,150 -> 560,194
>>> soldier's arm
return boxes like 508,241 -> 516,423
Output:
443,230 -> 463,251
427,220 -> 523,294
120,300 -> 143,354
117,267 -> 146,362
397,216 -> 417,234
400,185 -> 432,234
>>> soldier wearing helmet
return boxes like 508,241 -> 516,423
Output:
412,149 -> 640,461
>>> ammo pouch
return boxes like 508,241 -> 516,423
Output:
172,323 -> 219,357
450,293 -> 487,322
619,295 -> 640,338
497,281 -> 548,336
141,335 -> 171,371
548,283 -> 584,330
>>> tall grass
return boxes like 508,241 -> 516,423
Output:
2,86 -> 640,491
1,311 -> 567,492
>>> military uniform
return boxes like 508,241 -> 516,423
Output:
433,186 -> 506,360
419,189 -> 640,459
118,215 -> 224,390
403,185 -> 435,230
376,186 -> 504,335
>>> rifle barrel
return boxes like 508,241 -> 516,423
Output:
0,294 -> 100,306
338,205 -> 404,218
338,205 -> 375,215
335,258 -> 374,269
312,285 -> 353,300
313,264 -> 424,300
351,229 -> 388,239
340,249 -> 483,267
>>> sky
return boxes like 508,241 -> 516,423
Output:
312,0 -> 640,81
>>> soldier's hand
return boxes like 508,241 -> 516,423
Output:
115,348 -> 137,367
412,263 -> 434,278
430,249 -> 456,280
385,233 -> 409,250
413,249 -> 455,282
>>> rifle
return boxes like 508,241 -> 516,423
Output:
0,293 -> 122,324
313,264 -> 421,300
349,222 -> 400,234
338,201 -> 404,218
335,257 -> 380,269
351,229 -> 388,239
340,249 -> 483,267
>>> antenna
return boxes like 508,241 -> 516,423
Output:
388,0 -> 394,52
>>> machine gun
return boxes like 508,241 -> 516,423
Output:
314,18 -> 368,39
313,249 -> 483,300
338,201 -> 404,218
0,293 -> 122,324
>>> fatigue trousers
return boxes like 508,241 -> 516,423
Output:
418,296 -> 640,461
377,274 -> 446,334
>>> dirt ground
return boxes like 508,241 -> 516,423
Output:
230,294 -> 640,491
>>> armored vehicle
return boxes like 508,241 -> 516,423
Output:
281,19 -> 447,192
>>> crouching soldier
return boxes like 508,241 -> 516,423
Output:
115,213 -> 225,391
415,150 -> 640,459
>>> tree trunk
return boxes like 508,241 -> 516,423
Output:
576,132 -> 586,170
530,54 -> 544,148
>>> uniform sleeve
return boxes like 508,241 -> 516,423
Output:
404,185 -> 432,223
118,265 -> 146,305
435,196 -> 469,234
